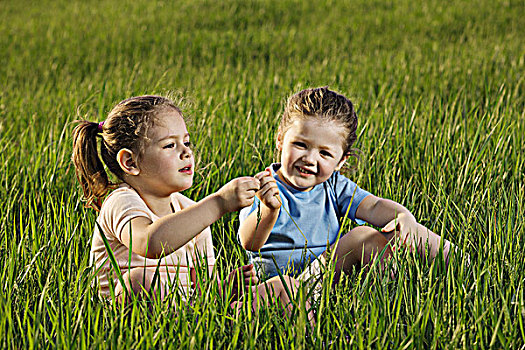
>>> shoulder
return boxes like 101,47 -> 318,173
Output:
323,171 -> 349,193
172,192 -> 196,209
326,171 -> 370,201
96,184 -> 153,241
101,184 -> 144,209
99,184 -> 151,219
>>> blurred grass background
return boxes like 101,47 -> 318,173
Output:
0,0 -> 524,348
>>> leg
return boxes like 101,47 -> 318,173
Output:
114,267 -> 167,306
412,222 -> 455,267
252,276 -> 296,311
411,222 -> 452,262
383,222 -> 452,263
327,226 -> 392,284
231,275 -> 315,327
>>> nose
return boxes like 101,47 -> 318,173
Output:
301,150 -> 316,165
180,144 -> 193,159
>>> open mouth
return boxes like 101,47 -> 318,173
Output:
179,165 -> 193,173
296,166 -> 316,176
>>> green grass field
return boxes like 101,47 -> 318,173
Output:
1,0 -> 524,348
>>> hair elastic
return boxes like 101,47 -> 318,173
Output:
97,121 -> 105,133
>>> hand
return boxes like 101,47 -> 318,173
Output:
228,264 -> 259,299
381,212 -> 418,250
254,168 -> 281,210
217,177 -> 260,213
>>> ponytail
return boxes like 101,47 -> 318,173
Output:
72,95 -> 181,210
72,120 -> 114,210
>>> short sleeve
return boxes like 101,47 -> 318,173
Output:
99,188 -> 153,242
329,172 -> 371,225
238,196 -> 261,223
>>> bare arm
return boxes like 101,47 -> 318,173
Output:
355,194 -> 413,228
356,194 -> 452,259
121,177 -> 260,259
238,204 -> 280,251
238,168 -> 281,251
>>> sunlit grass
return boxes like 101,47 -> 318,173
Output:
0,0 -> 524,348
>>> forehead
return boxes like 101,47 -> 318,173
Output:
149,108 -> 188,140
284,118 -> 346,149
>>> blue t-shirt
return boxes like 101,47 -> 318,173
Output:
238,163 -> 371,278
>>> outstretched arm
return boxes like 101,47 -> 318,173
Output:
356,194 -> 452,260
121,177 -> 260,259
238,168 -> 281,251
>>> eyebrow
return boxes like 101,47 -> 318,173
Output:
292,135 -> 338,151
157,133 -> 190,142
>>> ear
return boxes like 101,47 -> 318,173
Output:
117,148 -> 140,176
335,154 -> 349,171
276,128 -> 283,151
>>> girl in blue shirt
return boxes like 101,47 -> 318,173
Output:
238,87 -> 453,282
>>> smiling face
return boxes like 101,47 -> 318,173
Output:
276,117 -> 348,191
136,108 -> 194,197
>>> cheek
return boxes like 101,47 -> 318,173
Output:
279,146 -> 290,161
282,148 -> 298,166
320,160 -> 338,173
144,161 -> 161,174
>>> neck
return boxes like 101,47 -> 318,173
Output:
125,180 -> 174,217
140,193 -> 173,217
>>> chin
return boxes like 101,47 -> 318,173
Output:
176,181 -> 193,192
290,179 -> 314,190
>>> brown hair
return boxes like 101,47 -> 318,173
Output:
71,95 -> 181,210
279,87 -> 359,158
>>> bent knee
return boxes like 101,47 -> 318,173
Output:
266,275 -> 299,292
115,268 -> 156,303
350,226 -> 389,253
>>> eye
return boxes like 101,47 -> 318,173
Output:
163,143 -> 175,149
292,141 -> 307,149
320,150 -> 333,158
184,141 -> 192,148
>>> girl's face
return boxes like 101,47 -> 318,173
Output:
276,117 -> 348,191
136,108 -> 194,197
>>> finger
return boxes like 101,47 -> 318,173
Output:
406,224 -> 418,235
254,171 -> 267,181
259,175 -> 277,188
239,193 -> 255,208
241,264 -> 254,271
402,232 -> 411,246
258,184 -> 279,199
239,177 -> 260,191
381,219 -> 397,233
248,177 -> 261,190
240,176 -> 260,185
243,268 -> 256,278
266,190 -> 281,203
234,266 -> 245,276
244,276 -> 258,286
259,184 -> 280,199
244,189 -> 257,199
